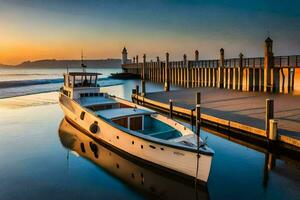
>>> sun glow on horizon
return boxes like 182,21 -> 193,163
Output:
0,0 -> 299,65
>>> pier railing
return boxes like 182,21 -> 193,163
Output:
122,38 -> 299,93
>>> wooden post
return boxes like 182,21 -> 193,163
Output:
136,55 -> 139,75
157,56 -> 162,83
164,52 -> 170,91
142,54 -> 146,79
212,67 -> 216,87
183,54 -> 188,88
249,67 -> 254,91
288,68 -> 291,92
190,110 -> 194,130
223,65 -> 227,89
136,85 -> 139,95
291,67 -> 295,91
195,50 -> 199,61
169,99 -> 173,119
265,99 -> 274,138
196,92 -> 201,138
135,85 -> 139,104
141,80 -> 146,96
218,48 -> 225,88
141,54 -> 146,96
264,37 -> 274,92
273,68 -> 280,92
193,50 -> 199,87
269,119 -> 278,141
233,62 -> 237,90
238,53 -> 244,90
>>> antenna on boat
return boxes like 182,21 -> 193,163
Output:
194,92 -> 201,198
81,49 -> 87,73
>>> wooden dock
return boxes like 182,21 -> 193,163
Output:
132,87 -> 300,151
122,37 -> 300,152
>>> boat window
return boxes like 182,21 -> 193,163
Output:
80,143 -> 86,153
91,75 -> 97,86
63,90 -> 69,96
112,117 -> 128,128
80,111 -> 85,120
129,116 -> 143,131
72,75 -> 98,88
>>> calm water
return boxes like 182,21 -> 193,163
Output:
0,68 -> 299,200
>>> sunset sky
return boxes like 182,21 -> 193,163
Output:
0,0 -> 300,65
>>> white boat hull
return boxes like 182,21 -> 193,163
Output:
59,93 -> 213,183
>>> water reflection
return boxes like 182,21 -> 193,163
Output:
58,118 -> 209,200
201,126 -> 300,198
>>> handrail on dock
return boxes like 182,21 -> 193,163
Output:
122,37 -> 298,93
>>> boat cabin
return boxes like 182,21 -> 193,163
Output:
89,103 -> 183,140
62,72 -> 101,99
99,108 -> 182,140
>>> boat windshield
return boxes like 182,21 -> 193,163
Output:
64,74 -> 98,88
74,75 -> 97,87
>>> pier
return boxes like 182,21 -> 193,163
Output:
122,37 -> 300,152
132,88 -> 300,151
122,38 -> 298,93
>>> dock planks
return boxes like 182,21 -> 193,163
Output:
133,87 -> 300,149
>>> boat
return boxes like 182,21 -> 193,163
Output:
58,118 -> 210,199
109,72 -> 141,79
59,71 -> 214,183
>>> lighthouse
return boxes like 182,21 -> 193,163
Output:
122,47 -> 128,64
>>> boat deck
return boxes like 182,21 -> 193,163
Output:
76,96 -> 117,107
96,108 -> 154,119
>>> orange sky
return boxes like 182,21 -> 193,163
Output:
1,0 -> 299,65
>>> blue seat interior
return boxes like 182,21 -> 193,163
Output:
138,115 -> 182,140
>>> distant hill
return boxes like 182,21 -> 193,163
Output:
3,59 -> 122,68
0,63 -> 12,67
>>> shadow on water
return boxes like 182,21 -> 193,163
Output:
58,118 -> 209,200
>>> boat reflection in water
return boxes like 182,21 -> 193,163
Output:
58,118 -> 209,199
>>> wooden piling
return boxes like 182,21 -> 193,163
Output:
264,37 -> 273,92
169,99 -> 173,119
195,50 -> 199,61
265,99 -> 274,138
275,69 -> 280,92
238,53 -> 244,90
248,68 -> 254,91
269,119 -> 278,141
141,80 -> 146,96
218,48 -> 225,88
164,52 -> 170,91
